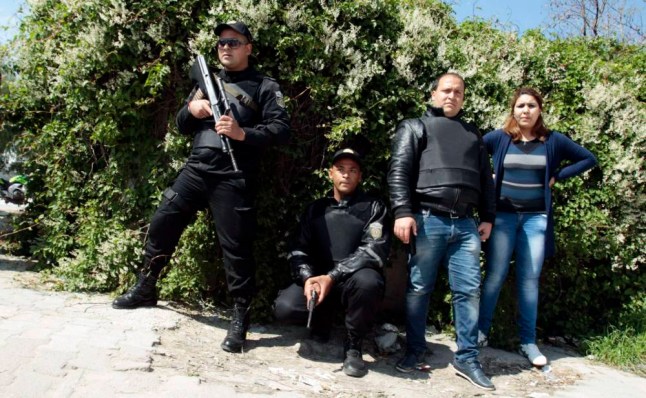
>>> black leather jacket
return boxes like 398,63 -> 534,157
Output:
176,66 -> 290,175
288,190 -> 391,285
388,107 -> 495,223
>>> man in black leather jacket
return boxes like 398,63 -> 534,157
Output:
274,148 -> 391,378
112,22 -> 290,354
387,73 -> 496,390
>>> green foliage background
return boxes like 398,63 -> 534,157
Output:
0,0 -> 643,342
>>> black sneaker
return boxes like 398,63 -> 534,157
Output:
452,359 -> 495,390
395,350 -> 431,373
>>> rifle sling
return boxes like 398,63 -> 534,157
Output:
224,82 -> 259,112
193,82 -> 258,112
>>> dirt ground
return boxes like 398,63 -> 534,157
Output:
145,301 -> 587,398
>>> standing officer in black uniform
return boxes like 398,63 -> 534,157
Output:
274,149 -> 391,377
113,21 -> 290,354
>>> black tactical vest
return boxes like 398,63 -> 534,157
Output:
192,73 -> 262,150
416,114 -> 482,193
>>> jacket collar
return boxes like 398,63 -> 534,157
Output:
327,188 -> 363,208
426,106 -> 464,119
218,66 -> 257,83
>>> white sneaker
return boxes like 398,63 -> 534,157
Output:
519,343 -> 547,366
477,331 -> 488,347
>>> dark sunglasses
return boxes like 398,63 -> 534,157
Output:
217,38 -> 248,49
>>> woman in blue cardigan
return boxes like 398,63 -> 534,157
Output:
478,87 -> 597,366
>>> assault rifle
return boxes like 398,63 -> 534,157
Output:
189,54 -> 239,171
306,290 -> 318,329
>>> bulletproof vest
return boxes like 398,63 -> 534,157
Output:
192,79 -> 260,150
308,196 -> 372,271
416,115 -> 482,192
326,199 -> 371,264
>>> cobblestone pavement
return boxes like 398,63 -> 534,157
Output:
0,256 -> 304,398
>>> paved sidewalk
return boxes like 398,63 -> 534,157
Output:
0,257 -> 300,398
551,364 -> 646,398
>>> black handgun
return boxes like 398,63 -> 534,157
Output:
408,235 -> 416,256
306,290 -> 318,329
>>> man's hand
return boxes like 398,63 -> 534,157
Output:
216,114 -> 246,141
188,99 -> 212,119
188,101 -> 246,141
304,275 -> 334,305
394,217 -> 417,244
478,222 -> 492,242
549,176 -> 556,188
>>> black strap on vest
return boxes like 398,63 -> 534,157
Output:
191,78 -> 258,112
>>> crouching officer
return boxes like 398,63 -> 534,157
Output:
274,149 -> 391,377
112,21 -> 290,354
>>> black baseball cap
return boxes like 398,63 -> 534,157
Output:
331,148 -> 362,169
215,21 -> 253,43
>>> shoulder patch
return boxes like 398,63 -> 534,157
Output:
368,222 -> 383,239
275,91 -> 285,108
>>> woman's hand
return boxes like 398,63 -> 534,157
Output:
478,222 -> 492,242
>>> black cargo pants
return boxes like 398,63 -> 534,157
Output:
143,164 -> 257,299
274,268 -> 384,338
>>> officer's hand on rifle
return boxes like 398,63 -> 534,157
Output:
216,114 -> 246,141
188,99 -> 212,119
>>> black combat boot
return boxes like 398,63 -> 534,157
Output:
220,297 -> 251,353
112,272 -> 158,309
343,333 -> 367,377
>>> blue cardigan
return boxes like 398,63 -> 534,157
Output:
483,129 -> 598,257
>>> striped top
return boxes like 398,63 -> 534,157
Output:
498,140 -> 547,212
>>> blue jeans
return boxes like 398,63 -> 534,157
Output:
405,210 -> 482,362
479,211 -> 547,344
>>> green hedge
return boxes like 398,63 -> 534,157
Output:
0,0 -> 643,338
